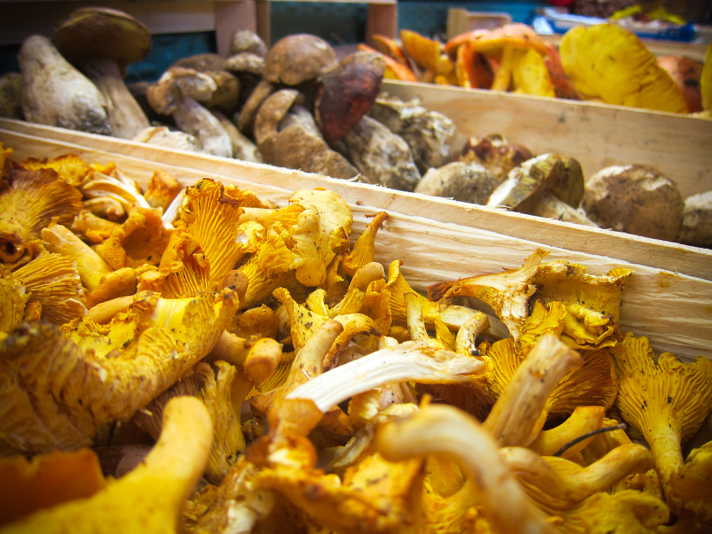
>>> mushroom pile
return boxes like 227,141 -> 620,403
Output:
1,143 -> 711,533
419,132 -> 711,248
363,23 -> 712,116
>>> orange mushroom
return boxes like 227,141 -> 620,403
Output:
370,33 -> 410,67
400,29 -> 455,84
455,41 -> 493,90
466,23 -> 550,92
357,44 -> 418,82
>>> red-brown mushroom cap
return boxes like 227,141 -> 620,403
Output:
54,7 -> 151,72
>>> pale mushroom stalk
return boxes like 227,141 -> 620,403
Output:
172,97 -> 233,158
208,331 -> 283,384
528,405 -> 606,458
18,35 -> 110,135
41,224 -> 119,290
499,443 -> 655,504
80,58 -> 150,139
375,404 -> 556,534
146,67 -> 232,158
1,397 -> 212,534
53,8 -> 154,139
483,334 -> 583,447
285,340 -> 486,412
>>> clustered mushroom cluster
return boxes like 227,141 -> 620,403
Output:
433,134 -> 712,248
4,9 -> 712,249
365,23 -> 712,116
0,142 -> 711,533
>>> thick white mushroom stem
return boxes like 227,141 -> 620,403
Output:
286,340 -> 485,412
375,404 -> 555,534
499,443 -> 655,505
81,58 -> 150,139
172,97 -> 233,158
484,334 -> 582,447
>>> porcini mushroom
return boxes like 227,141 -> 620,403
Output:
676,190 -> 712,248
460,134 -> 533,183
414,161 -> 499,204
0,73 -> 23,120
147,67 -> 232,157
368,93 -> 456,174
314,51 -> 385,146
53,7 -> 152,139
263,34 -> 338,87
18,35 -> 110,135
339,115 -> 421,192
582,164 -> 684,241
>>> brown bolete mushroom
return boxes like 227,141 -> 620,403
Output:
263,34 -> 338,86
132,126 -> 203,153
147,67 -> 232,158
229,29 -> 268,58
487,153 -> 585,215
272,106 -> 359,179
414,161 -> 499,204
460,134 -> 533,183
368,94 -> 456,174
18,35 -> 110,135
676,190 -> 712,248
253,88 -> 302,163
314,51 -> 385,146
172,54 -> 240,115
236,78 -> 275,135
53,7 -> 152,139
582,164 -> 684,241
253,90 -> 355,178
339,115 -> 422,192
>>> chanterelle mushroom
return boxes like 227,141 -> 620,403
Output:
612,332 -> 712,522
53,7 -> 152,139
559,23 -> 686,113
0,396 -> 212,534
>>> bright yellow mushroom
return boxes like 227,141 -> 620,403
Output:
0,396 -> 212,534
559,23 -> 687,113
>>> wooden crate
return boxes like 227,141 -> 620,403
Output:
381,80 -> 712,200
1,119 -> 710,364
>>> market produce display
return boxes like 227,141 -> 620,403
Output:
0,141 -> 711,533
365,23 -> 711,116
3,8 -> 710,249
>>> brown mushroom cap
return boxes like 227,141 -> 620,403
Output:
264,34 -> 338,86
415,161 -> 499,204
172,53 -> 227,73
315,51 -> 385,146
582,164 -> 684,241
54,7 -> 151,71
230,30 -> 268,58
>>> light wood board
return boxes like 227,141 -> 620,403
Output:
2,119 -> 710,283
2,127 -> 711,363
